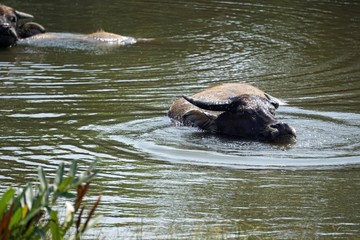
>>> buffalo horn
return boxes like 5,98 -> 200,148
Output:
182,95 -> 234,111
15,10 -> 34,20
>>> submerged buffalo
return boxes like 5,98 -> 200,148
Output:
1,4 -> 137,49
21,30 -> 137,46
0,4 -> 45,48
168,83 -> 296,143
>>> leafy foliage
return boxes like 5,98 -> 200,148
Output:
0,160 -> 102,240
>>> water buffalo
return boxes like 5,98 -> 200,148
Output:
22,30 -> 137,46
1,4 -> 136,48
0,4 -> 45,48
168,83 -> 296,143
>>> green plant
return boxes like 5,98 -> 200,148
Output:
0,160 -> 102,240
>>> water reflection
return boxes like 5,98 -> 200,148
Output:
1,0 -> 360,238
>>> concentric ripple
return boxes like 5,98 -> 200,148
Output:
87,106 -> 360,169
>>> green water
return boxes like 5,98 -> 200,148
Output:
1,0 -> 360,238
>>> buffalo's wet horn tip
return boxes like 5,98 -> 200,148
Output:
182,95 -> 233,112
15,10 -> 34,19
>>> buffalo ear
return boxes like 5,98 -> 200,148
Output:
18,22 -> 45,38
264,93 -> 280,109
15,10 -> 34,20
183,110 -> 217,132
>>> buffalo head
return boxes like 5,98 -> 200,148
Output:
0,4 -> 45,48
182,94 -> 296,143
168,83 -> 296,143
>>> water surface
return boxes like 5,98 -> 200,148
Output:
1,0 -> 360,239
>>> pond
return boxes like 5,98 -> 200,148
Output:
1,0 -> 360,239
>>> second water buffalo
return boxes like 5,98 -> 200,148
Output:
0,4 -> 45,48
1,4 -> 137,49
21,30 -> 137,46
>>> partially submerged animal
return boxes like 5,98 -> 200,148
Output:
0,4 -> 45,48
1,4 -> 136,49
168,83 -> 296,143
21,30 -> 137,46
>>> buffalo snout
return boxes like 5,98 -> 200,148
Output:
268,122 -> 296,143
0,22 -> 17,48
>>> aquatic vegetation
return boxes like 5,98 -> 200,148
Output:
0,160 -> 101,240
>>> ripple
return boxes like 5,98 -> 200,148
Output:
8,113 -> 66,118
2,0 -> 359,238
87,106 -> 360,170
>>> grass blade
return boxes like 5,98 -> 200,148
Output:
50,210 -> 60,240
0,189 -> 15,218
38,167 -> 48,192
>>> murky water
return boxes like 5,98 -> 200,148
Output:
1,0 -> 360,239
